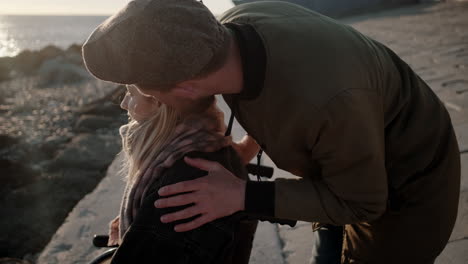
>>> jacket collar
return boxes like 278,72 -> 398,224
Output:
223,22 -> 266,101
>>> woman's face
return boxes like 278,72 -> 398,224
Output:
120,85 -> 161,122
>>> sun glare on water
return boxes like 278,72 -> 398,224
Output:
0,20 -> 20,57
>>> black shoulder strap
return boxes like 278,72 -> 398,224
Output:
224,109 -> 235,137
224,108 -> 269,182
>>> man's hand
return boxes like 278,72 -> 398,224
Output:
154,157 -> 246,232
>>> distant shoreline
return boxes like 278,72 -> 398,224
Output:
0,43 -> 84,59
0,15 -> 108,57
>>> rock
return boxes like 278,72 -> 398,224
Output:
72,86 -> 127,134
37,57 -> 90,86
63,52 -> 84,66
0,159 -> 37,193
0,46 -> 125,261
64,44 -> 84,66
66,44 -> 82,54
37,45 -> 63,62
52,133 -> 121,170
78,85 -> 127,116
11,44 -> 85,76
36,155 -> 126,264
106,85 -> 127,103
0,258 -> 31,264
0,135 -> 53,191
80,100 -> 127,118
39,135 -> 71,156
0,135 -> 35,193
13,50 -> 43,75
13,45 -> 63,75
0,134 -> 18,150
0,169 -> 103,260
0,59 -> 12,82
79,100 -> 126,117
74,115 -> 118,133
22,253 -> 39,264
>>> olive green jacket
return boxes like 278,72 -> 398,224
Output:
219,1 -> 455,225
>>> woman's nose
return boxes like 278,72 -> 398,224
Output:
120,96 -> 129,110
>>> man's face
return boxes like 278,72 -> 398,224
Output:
135,85 -> 214,115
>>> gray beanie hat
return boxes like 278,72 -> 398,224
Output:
82,0 -> 230,87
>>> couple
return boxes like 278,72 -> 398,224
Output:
107,84 -> 260,263
83,0 -> 461,262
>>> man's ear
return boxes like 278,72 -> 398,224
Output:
172,81 -> 201,100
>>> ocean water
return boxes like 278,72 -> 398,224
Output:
0,15 -> 109,57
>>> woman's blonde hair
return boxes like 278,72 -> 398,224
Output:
119,94 -> 227,183
119,104 -> 180,183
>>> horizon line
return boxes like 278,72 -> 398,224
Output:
0,12 -> 223,17
0,13 -> 113,16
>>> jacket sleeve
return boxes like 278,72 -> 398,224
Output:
274,89 -> 388,225
111,150 -> 240,264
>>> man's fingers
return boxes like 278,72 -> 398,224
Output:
160,205 -> 202,223
174,214 -> 214,232
158,178 -> 202,196
184,157 -> 220,172
155,193 -> 199,208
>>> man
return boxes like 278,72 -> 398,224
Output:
82,0 -> 460,263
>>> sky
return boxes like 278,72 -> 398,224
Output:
0,0 -> 235,16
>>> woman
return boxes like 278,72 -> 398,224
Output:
108,84 -> 259,263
